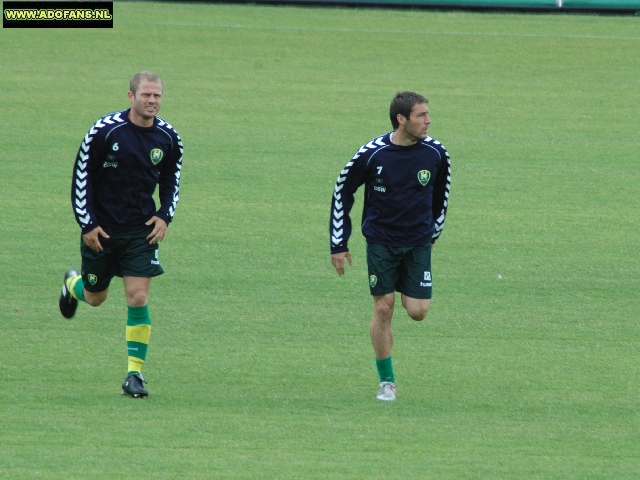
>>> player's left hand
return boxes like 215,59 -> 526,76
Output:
331,251 -> 352,276
146,216 -> 168,244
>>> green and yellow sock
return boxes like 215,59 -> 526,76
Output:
66,274 -> 85,302
376,356 -> 395,383
126,305 -> 152,375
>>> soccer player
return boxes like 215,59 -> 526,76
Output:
59,71 -> 183,398
330,91 -> 451,401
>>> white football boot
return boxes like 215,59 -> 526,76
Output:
376,381 -> 396,401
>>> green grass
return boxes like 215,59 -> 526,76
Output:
1,2 -> 640,478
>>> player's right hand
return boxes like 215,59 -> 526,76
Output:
82,226 -> 110,253
331,251 -> 352,276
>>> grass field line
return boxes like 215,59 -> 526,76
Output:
121,19 -> 640,41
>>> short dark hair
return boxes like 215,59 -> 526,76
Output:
389,91 -> 428,130
129,71 -> 163,96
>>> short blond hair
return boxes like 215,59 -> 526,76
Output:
129,71 -> 163,95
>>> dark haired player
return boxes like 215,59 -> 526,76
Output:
59,71 -> 183,398
330,91 -> 451,401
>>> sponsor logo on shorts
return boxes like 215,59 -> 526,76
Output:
150,148 -> 163,165
420,270 -> 432,287
88,274 -> 98,285
151,250 -> 160,266
370,275 -> 377,288
418,170 -> 431,186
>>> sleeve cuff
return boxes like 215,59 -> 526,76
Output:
81,223 -> 98,235
155,212 -> 171,224
331,245 -> 349,254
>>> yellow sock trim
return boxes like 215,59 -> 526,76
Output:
67,275 -> 82,300
128,357 -> 144,374
126,324 -> 152,344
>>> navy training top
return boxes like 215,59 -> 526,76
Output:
71,109 -> 183,234
330,132 -> 451,254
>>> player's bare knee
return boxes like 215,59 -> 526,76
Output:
85,291 -> 108,307
407,304 -> 429,321
373,294 -> 395,321
128,293 -> 148,308
374,303 -> 394,321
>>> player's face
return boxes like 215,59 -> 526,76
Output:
128,80 -> 163,122
401,103 -> 431,142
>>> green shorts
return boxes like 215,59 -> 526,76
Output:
80,226 -> 164,293
366,242 -> 433,299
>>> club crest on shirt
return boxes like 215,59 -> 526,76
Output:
150,148 -> 164,165
418,170 -> 431,186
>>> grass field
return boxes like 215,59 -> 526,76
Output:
1,2 -> 640,478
